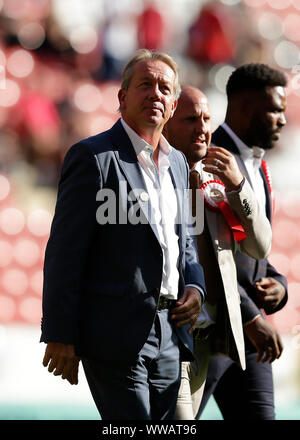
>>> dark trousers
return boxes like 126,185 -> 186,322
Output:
197,349 -> 275,420
82,309 -> 181,420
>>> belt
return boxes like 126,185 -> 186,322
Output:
157,296 -> 175,311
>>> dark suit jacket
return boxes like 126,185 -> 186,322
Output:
212,125 -> 288,323
40,119 -> 206,362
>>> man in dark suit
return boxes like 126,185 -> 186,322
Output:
198,63 -> 288,420
40,49 -> 206,420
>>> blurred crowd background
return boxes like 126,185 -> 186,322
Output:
0,0 -> 300,420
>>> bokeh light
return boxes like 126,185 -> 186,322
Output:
220,0 -> 241,5
273,219 -> 299,248
73,83 -> 102,112
291,0 -> 300,9
0,79 -> 21,107
0,240 -> 13,267
30,270 -> 43,296
209,64 -> 235,94
2,268 -> 29,296
13,239 -> 40,267
18,296 -> 42,324
88,115 -> 116,136
274,40 -> 300,68
244,0 -> 266,7
69,25 -> 99,54
17,22 -> 46,50
26,209 -> 52,237
0,295 -> 16,322
100,85 -> 120,114
2,0 -> 28,19
267,0 -> 291,9
283,14 -> 300,42
0,208 -> 25,235
7,49 -> 35,78
268,252 -> 291,276
257,12 -> 284,40
0,175 -> 10,201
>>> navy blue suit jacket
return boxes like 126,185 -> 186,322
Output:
212,125 -> 288,322
41,119 -> 206,361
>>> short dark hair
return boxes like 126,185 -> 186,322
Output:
226,63 -> 287,98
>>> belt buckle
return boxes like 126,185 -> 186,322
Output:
157,296 -> 169,311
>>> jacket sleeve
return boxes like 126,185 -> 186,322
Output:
239,284 -> 262,324
264,260 -> 288,314
41,142 -> 101,344
226,179 -> 272,260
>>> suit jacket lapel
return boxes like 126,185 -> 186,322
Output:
109,120 -> 160,242
168,149 -> 186,252
259,167 -> 272,222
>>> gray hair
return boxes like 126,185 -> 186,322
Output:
121,49 -> 181,100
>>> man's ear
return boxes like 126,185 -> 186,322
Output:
118,89 -> 126,111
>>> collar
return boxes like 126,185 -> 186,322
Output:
193,160 -> 214,183
194,161 -> 203,174
221,122 -> 265,164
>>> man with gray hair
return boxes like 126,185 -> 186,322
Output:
40,49 -> 206,420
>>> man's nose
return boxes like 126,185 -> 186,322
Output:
195,118 -> 206,134
278,112 -> 286,127
149,83 -> 161,99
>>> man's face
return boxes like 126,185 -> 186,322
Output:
164,88 -> 211,167
118,59 -> 177,135
246,86 -> 287,150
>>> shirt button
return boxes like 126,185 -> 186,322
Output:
140,192 -> 149,202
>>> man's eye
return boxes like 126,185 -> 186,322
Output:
161,85 -> 171,93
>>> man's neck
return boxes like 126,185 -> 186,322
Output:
122,116 -> 161,150
223,120 -> 253,149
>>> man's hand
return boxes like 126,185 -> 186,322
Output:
254,277 -> 286,313
244,316 -> 283,363
171,286 -> 203,334
43,342 -> 80,385
202,146 -> 244,191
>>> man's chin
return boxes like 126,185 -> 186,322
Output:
193,143 -> 207,158
145,113 -> 164,126
263,134 -> 281,149
261,140 -> 276,150
189,150 -> 206,164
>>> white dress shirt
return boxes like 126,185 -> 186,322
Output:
221,123 -> 266,212
121,118 -> 182,300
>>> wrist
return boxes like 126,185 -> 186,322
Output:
243,314 -> 261,328
225,176 -> 245,193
